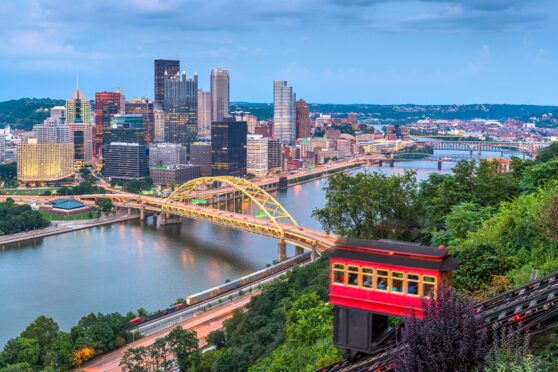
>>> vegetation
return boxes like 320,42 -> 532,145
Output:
54,181 -> 106,196
0,98 -> 66,130
0,198 -> 49,235
0,313 -> 136,370
95,198 -> 113,213
111,177 -> 153,194
37,210 -> 98,221
0,163 -> 17,188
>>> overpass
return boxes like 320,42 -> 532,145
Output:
80,176 -> 337,260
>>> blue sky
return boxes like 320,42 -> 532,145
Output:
0,0 -> 556,104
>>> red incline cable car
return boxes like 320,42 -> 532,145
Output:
330,238 -> 460,358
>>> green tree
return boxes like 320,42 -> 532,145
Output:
536,141 -> 558,163
20,316 -> 59,364
166,327 -> 199,371
431,202 -> 494,247
520,158 -> 558,193
120,346 -> 149,372
207,330 -> 226,349
95,198 -> 113,213
313,171 -> 420,240
2,337 -> 40,367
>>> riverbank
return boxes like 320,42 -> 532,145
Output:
0,213 -> 139,247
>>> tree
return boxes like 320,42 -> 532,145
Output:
165,327 -> 199,371
520,159 -> 558,193
120,346 -> 149,372
207,330 -> 226,349
313,171 -> 420,240
73,346 -> 95,367
2,337 -> 40,367
536,141 -> 558,163
95,198 -> 113,213
20,316 -> 59,364
396,287 -> 487,372
431,202 -> 494,247
537,187 -> 558,241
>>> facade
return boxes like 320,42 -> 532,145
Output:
0,135 -> 5,164
211,119 -> 247,177
164,71 -> 198,145
190,142 -> 212,176
197,90 -> 212,138
102,114 -> 144,152
296,99 -> 312,139
66,88 -> 91,124
150,164 -> 201,186
95,91 -> 122,155
69,123 -> 95,165
33,122 -> 70,144
247,135 -> 268,177
154,59 -> 180,106
104,142 -> 148,179
267,138 -> 283,172
16,142 -> 74,182
210,68 -> 230,122
149,143 -> 187,167
154,108 -> 165,142
50,106 -> 66,124
126,98 -> 155,144
231,111 -> 258,134
273,81 -> 296,143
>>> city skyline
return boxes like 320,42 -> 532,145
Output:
0,0 -> 557,105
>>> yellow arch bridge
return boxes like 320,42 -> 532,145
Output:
81,176 -> 336,260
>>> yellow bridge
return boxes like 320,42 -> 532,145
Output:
81,176 -> 336,260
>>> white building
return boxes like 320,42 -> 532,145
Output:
247,135 -> 269,177
154,108 -> 165,142
197,90 -> 211,138
273,81 -> 296,144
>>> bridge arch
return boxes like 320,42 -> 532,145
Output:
162,176 -> 299,236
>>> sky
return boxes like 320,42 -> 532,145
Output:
0,0 -> 556,105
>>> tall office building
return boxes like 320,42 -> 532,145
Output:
126,97 -> 155,143
247,135 -> 268,177
33,122 -> 70,144
190,142 -> 212,176
268,138 -> 283,172
164,71 -> 198,145
154,59 -> 180,106
102,114 -> 144,153
273,81 -> 296,144
154,108 -> 165,142
104,142 -> 148,179
16,141 -> 74,182
296,99 -> 312,139
211,119 -> 247,177
197,90 -> 211,137
66,87 -> 91,124
69,123 -> 95,166
95,90 -> 122,155
149,143 -> 187,167
50,106 -> 66,125
210,68 -> 230,122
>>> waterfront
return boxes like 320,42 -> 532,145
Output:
0,152 -> 504,345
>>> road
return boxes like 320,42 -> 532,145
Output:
83,293 -> 258,372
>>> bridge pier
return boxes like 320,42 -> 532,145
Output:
437,160 -> 442,170
277,239 -> 287,261
139,205 -> 145,220
470,149 -> 473,157
379,160 -> 383,167
311,244 -> 317,263
295,245 -> 304,256
389,159 -> 394,167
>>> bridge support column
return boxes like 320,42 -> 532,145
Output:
295,245 -> 304,256
311,244 -> 317,263
139,205 -> 145,220
277,239 -> 287,261
379,160 -> 383,167
437,160 -> 442,170
500,151 -> 504,157
389,159 -> 394,167
469,149 -> 473,157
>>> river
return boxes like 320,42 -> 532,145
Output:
0,150 -> 516,345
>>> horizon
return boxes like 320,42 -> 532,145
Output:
0,0 -> 557,105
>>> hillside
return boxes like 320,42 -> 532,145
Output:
0,98 -> 66,130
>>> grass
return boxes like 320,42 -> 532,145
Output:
0,188 -> 57,196
37,210 -> 98,221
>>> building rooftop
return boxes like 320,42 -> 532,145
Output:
51,199 -> 86,210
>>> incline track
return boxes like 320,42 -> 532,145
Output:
322,271 -> 558,372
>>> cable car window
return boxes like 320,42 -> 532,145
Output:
332,264 -> 345,285
362,267 -> 373,289
422,275 -> 436,298
391,272 -> 404,294
376,270 -> 388,291
407,274 -> 420,296
347,265 -> 359,287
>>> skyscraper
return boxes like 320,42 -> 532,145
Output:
247,135 -> 268,177
273,81 -> 296,144
66,87 -> 91,124
126,97 -> 155,144
210,68 -> 230,122
104,142 -> 148,179
16,141 -> 74,182
296,99 -> 312,139
154,59 -> 180,107
102,114 -> 144,153
95,91 -> 122,155
163,71 -> 198,145
211,118 -> 247,177
69,123 -> 95,166
197,90 -> 211,137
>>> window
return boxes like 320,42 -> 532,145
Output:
422,276 -> 436,298
407,274 -> 420,296
391,272 -> 404,294
362,267 -> 374,289
332,263 -> 345,285
347,265 -> 359,287
376,270 -> 389,291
